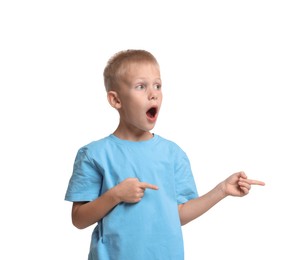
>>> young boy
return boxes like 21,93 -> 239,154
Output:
65,49 -> 265,260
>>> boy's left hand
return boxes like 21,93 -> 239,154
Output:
222,171 -> 265,197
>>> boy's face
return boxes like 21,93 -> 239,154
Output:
114,62 -> 163,134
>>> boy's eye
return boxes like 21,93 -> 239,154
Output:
135,85 -> 145,90
154,84 -> 161,90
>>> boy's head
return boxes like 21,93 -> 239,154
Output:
104,49 -> 162,137
103,49 -> 159,92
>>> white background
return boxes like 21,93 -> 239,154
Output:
1,1 -> 284,259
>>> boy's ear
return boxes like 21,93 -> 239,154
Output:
107,91 -> 121,109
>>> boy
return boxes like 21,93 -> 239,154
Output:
65,49 -> 265,260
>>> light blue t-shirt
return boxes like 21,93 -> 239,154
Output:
65,134 -> 198,260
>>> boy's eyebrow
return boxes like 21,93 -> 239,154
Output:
135,77 -> 162,82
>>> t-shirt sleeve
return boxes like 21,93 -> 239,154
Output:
174,149 -> 198,204
64,147 -> 103,202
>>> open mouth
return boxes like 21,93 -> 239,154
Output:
146,107 -> 157,119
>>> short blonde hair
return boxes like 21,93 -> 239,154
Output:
103,49 -> 159,91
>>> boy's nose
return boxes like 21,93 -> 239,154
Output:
148,90 -> 158,100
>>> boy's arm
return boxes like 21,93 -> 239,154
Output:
71,178 -> 158,229
72,188 -> 120,229
178,171 -> 265,226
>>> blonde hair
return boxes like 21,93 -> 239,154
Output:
103,49 -> 159,91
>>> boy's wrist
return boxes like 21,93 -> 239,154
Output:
216,182 -> 228,199
109,185 -> 123,204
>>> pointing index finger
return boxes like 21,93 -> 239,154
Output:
140,182 -> 159,190
247,179 -> 266,186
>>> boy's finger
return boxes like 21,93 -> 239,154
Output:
248,179 -> 266,186
140,182 -> 159,190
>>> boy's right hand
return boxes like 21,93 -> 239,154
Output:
114,177 -> 159,203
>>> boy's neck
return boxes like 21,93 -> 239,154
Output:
112,129 -> 153,142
